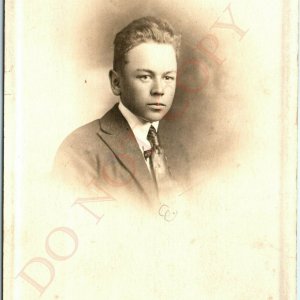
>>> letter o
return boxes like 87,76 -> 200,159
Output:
177,60 -> 210,94
45,227 -> 78,261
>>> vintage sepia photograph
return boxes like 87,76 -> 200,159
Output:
4,0 -> 298,299
53,16 -> 190,208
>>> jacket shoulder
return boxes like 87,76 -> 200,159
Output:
52,118 -> 107,185
59,119 -> 101,151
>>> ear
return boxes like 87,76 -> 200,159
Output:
109,70 -> 121,96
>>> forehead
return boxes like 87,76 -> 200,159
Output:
124,42 -> 177,72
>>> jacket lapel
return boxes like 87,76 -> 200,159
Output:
97,104 -> 157,199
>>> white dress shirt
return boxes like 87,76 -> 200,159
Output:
118,102 -> 159,172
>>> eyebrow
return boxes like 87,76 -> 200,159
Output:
136,69 -> 177,75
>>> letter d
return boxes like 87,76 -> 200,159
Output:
17,257 -> 55,295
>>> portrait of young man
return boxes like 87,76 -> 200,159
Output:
53,16 -> 190,208
5,0 -> 298,298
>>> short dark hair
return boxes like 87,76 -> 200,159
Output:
113,16 -> 181,72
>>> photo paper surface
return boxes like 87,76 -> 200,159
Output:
4,0 -> 298,299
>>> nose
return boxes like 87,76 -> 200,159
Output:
150,78 -> 164,96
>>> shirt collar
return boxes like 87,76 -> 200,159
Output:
118,102 -> 159,151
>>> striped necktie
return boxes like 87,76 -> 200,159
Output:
146,125 -> 173,197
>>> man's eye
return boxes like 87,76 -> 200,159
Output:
164,76 -> 175,81
137,75 -> 151,81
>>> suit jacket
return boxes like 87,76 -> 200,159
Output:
53,104 -> 190,206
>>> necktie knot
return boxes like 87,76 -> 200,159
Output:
147,125 -> 160,148
144,149 -> 152,160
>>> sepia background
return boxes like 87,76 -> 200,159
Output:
5,0 -> 297,299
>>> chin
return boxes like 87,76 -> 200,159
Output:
143,112 -> 166,122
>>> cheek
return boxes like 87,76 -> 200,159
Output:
130,83 -> 150,98
165,83 -> 176,96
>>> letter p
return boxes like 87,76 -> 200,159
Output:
196,34 -> 226,65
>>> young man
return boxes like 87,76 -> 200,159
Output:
53,16 -> 190,207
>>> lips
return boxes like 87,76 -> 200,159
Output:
147,103 -> 166,107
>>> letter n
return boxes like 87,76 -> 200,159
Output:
72,186 -> 115,224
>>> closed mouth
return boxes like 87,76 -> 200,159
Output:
147,103 -> 166,107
